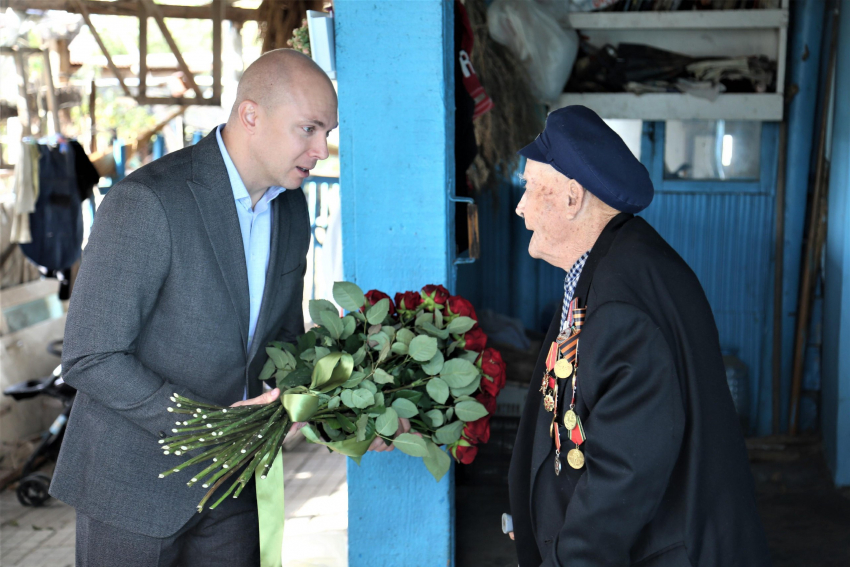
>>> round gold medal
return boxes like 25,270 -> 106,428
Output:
554,359 -> 573,379
563,409 -> 578,430
567,448 -> 585,469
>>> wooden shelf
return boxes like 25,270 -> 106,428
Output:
564,9 -> 788,30
553,93 -> 783,121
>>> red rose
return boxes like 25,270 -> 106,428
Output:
446,295 -> 478,321
451,440 -> 478,464
365,290 -> 396,316
394,291 -> 422,313
479,348 -> 506,395
461,326 -> 488,352
463,416 -> 490,444
421,284 -> 451,307
476,391 -> 497,415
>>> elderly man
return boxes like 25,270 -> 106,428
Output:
50,49 -> 337,566
508,106 -> 771,567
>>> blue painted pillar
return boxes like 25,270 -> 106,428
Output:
822,2 -> 850,487
775,0 -> 825,434
113,139 -> 126,182
152,134 -> 166,160
336,1 -> 456,565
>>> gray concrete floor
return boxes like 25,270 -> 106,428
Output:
0,439 -> 347,567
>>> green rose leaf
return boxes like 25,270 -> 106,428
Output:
342,370 -> 366,389
450,375 -> 482,398
277,366 -> 311,388
415,312 -> 434,328
434,421 -> 464,445
392,433 -> 429,457
352,388 -> 375,409
391,398 -> 419,419
376,407 -> 400,437
315,346 -> 331,361
440,358 -> 479,389
373,368 -> 395,385
425,409 -> 444,428
458,349 -> 480,363
341,389 -> 355,408
297,331 -> 317,353
434,308 -> 444,329
366,298 -> 390,325
408,335 -> 438,362
396,328 -> 416,345
266,347 -> 295,370
352,347 -> 367,367
447,316 -> 476,335
381,326 -> 397,343
356,413 -> 369,442
420,322 -> 450,340
391,342 -> 409,356
446,407 -> 454,421
258,358 -> 275,381
422,351 -> 444,376
308,299 -> 338,325
320,311 -> 344,340
455,400 -> 489,422
333,281 -> 367,313
327,396 -> 341,410
426,377 -> 450,404
360,380 -> 377,394
335,412 -> 356,433
394,390 -> 423,404
423,440 -> 451,482
341,315 -> 357,340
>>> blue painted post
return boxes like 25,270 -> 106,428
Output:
191,130 -> 203,145
152,134 -> 165,160
822,2 -> 850,487
777,0 -> 826,434
113,139 -> 126,182
335,1 -> 456,565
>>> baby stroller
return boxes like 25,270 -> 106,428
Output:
2,339 -> 76,506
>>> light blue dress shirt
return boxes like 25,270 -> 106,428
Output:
215,125 -> 286,351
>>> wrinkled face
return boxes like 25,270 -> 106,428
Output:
515,160 -> 575,264
252,76 -> 338,190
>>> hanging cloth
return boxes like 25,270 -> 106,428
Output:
10,142 -> 40,244
19,143 -> 83,271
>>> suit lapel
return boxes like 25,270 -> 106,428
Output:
188,133 -> 250,352
528,212 -> 635,501
247,190 -> 294,364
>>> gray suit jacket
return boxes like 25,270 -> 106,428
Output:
50,132 -> 310,537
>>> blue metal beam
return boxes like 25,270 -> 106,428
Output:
778,0 -> 826,434
336,0 -> 456,564
822,1 -> 850,487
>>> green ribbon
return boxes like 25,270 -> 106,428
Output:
255,451 -> 285,567
281,393 -> 320,422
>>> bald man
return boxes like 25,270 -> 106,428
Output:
51,49 -> 338,566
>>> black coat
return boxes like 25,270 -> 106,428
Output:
508,214 -> 771,567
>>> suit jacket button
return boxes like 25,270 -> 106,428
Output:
158,431 -> 167,438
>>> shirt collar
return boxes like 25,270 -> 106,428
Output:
215,124 -> 286,210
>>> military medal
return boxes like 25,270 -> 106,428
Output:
563,409 -> 577,430
554,358 -> 573,379
567,448 -> 585,469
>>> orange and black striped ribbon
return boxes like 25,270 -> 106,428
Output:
558,307 -> 586,364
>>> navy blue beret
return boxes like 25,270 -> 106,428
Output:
519,106 -> 654,214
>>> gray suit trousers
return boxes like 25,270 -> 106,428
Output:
76,480 -> 260,567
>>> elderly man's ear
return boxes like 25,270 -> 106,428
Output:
566,179 -> 586,219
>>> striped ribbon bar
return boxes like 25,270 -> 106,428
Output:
558,307 -> 587,364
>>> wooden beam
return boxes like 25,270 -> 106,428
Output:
8,0 -> 260,22
40,50 -> 61,134
140,0 -> 202,99
211,0 -> 223,102
11,50 -> 32,137
137,96 -> 221,106
139,2 -> 147,100
74,0 -> 133,98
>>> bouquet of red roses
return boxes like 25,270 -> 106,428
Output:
159,282 -> 506,511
